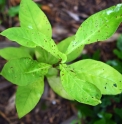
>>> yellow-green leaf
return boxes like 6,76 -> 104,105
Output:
1,58 -> 51,86
60,64 -> 101,106
19,0 -> 52,37
71,59 -> 122,95
16,77 -> 44,118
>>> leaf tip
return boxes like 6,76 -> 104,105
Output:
0,32 -> 3,36
98,100 -> 102,104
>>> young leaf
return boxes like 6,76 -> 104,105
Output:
35,46 -> 59,65
66,4 -> 122,54
60,64 -> 101,106
1,58 -> 51,86
47,76 -> 74,100
0,27 -> 36,47
0,47 -> 32,60
58,35 -> 84,62
16,77 -> 44,118
70,59 -> 122,95
0,27 -> 67,62
46,68 -> 58,77
19,0 -> 52,37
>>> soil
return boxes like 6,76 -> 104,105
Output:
0,0 -> 122,124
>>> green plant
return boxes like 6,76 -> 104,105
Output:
0,0 -> 122,118
0,0 -> 5,12
0,0 -> 17,24
107,34 -> 122,73
8,5 -> 20,17
73,93 -> 122,124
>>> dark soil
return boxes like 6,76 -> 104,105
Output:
0,0 -> 122,124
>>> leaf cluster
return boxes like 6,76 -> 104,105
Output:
0,0 -> 122,118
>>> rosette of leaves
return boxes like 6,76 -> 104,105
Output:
0,0 -> 122,118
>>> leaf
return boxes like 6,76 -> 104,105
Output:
16,77 -> 44,118
117,34 -> 122,51
1,27 -> 67,62
114,108 -> 122,119
96,112 -> 116,124
8,5 -> 19,17
1,58 -> 51,86
0,0 -> 6,12
0,27 -> 36,47
60,64 -> 101,106
35,46 -> 59,65
19,0 -> 52,37
46,68 -> 58,77
113,49 -> 122,59
57,35 -> 84,62
92,50 -> 100,60
0,0 -> 5,5
94,119 -> 106,124
47,76 -> 74,100
20,46 -> 35,58
106,60 -> 122,73
0,47 -> 32,60
66,4 -> 122,54
70,59 -> 122,95
76,105 -> 93,117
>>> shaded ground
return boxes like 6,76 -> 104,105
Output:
0,0 -> 122,124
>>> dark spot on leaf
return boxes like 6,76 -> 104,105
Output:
70,70 -> 74,73
113,84 -> 117,87
104,87 -> 106,89
120,81 -> 121,82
